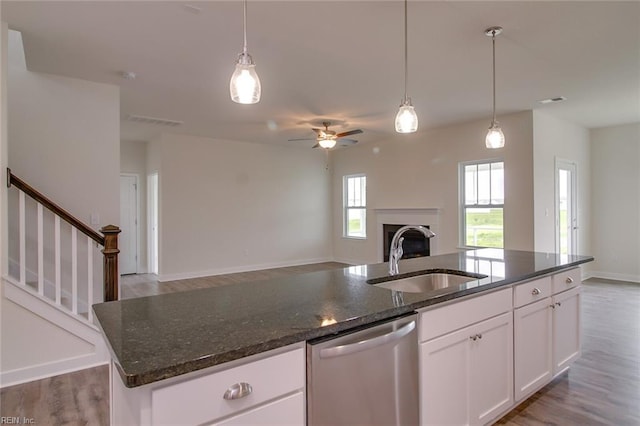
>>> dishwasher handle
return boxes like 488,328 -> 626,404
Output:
319,320 -> 416,359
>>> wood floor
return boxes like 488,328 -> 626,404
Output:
1,275 -> 638,426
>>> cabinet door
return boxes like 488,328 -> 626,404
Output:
420,326 -> 471,426
469,313 -> 514,426
553,286 -> 581,375
514,298 -> 553,401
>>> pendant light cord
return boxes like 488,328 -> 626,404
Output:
243,0 -> 248,55
491,32 -> 496,123
403,0 -> 409,103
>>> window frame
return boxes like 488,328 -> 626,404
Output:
459,159 -> 504,249
343,173 -> 367,239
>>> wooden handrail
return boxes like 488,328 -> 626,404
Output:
7,168 -> 104,245
7,168 -> 120,302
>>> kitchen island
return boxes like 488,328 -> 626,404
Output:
93,249 -> 593,425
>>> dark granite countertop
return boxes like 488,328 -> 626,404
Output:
93,249 -> 593,387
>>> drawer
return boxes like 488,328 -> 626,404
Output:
552,267 -> 581,294
418,287 -> 512,342
151,347 -> 305,426
514,276 -> 551,308
211,391 -> 304,426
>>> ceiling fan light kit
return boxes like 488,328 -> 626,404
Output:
230,0 -> 261,104
318,139 -> 337,149
485,26 -> 505,148
395,0 -> 418,134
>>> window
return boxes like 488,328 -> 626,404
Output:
343,174 -> 366,238
460,160 -> 504,248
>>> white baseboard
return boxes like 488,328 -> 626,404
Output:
0,353 -> 109,388
157,256 -> 335,282
587,270 -> 640,284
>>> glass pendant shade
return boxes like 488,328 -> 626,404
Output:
230,54 -> 261,104
318,138 -> 337,149
485,122 -> 505,148
395,102 -> 418,133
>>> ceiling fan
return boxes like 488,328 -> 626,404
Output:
289,121 -> 363,149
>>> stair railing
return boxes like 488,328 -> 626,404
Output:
6,168 -> 120,320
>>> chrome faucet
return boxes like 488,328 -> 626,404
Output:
388,225 -> 436,276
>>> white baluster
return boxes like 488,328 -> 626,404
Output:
87,236 -> 94,323
72,227 -> 78,314
55,215 -> 61,305
19,190 -> 26,286
37,203 -> 44,295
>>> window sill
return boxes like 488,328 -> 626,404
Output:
343,236 -> 367,241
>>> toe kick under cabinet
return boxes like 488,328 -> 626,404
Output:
110,343 -> 305,426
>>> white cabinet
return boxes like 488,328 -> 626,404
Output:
514,297 -> 553,401
552,285 -> 581,374
513,268 -> 581,402
418,289 -> 513,426
111,344 -> 305,426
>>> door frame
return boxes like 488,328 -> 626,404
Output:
120,173 -> 140,274
147,172 -> 158,275
554,158 -> 578,255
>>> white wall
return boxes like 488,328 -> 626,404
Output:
121,140 -> 148,273
154,133 -> 332,281
532,110 -> 591,258
331,111 -> 535,265
2,30 -> 120,378
590,123 -> 640,282
7,61 -> 119,227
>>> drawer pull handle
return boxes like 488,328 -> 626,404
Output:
566,277 -> 574,284
550,304 -> 556,309
556,302 -> 562,307
223,382 -> 253,400
469,334 -> 483,341
531,288 -> 541,296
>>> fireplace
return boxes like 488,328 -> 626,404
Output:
382,224 -> 431,262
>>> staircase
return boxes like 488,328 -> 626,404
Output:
1,168 -> 120,387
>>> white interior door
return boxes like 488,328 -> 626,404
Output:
555,159 -> 578,255
120,174 -> 138,275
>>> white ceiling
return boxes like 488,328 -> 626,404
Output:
2,1 -> 639,147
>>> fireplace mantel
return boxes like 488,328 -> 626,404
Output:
375,208 -> 441,261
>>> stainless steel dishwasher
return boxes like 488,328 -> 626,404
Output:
307,314 -> 419,425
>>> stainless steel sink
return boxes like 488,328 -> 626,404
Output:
368,272 -> 487,293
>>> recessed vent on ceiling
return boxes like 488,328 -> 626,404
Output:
538,96 -> 567,105
125,114 -> 184,127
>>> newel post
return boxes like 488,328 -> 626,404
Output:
101,225 -> 121,302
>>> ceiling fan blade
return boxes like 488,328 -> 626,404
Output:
311,143 -> 320,149
336,129 -> 363,138
338,138 -> 358,146
312,128 -> 323,135
288,137 -> 316,142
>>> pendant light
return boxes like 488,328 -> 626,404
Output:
485,26 -> 504,148
230,0 -> 261,104
395,0 -> 418,133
